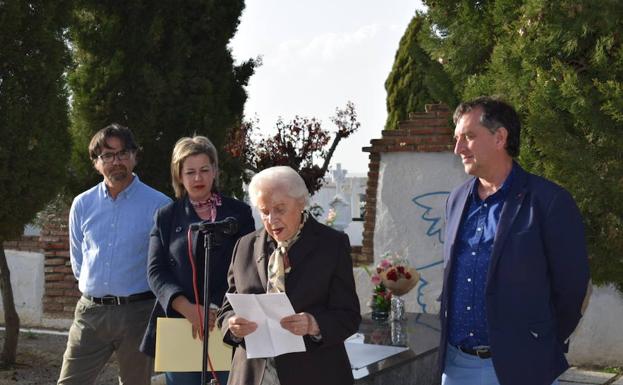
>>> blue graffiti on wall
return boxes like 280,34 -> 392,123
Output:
411,191 -> 449,244
411,191 -> 449,313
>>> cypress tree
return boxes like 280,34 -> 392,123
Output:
69,0 -> 254,196
0,0 -> 72,363
384,13 -> 457,130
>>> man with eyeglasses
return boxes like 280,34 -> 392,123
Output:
58,124 -> 171,385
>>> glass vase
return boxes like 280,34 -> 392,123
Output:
371,307 -> 389,321
390,295 -> 406,321
391,320 -> 408,346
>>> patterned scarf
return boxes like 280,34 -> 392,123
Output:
266,211 -> 308,293
190,193 -> 222,222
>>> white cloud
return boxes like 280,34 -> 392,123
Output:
230,1 -> 425,173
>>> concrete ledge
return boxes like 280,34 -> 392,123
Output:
559,367 -> 616,384
612,375 -> 623,385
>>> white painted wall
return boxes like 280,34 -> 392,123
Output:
568,284 -> 623,366
0,250 -> 44,325
370,152 -> 467,314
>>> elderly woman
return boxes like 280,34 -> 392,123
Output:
140,136 -> 255,385
217,166 -> 361,385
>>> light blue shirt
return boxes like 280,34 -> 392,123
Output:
69,174 -> 171,297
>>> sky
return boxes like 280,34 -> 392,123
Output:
229,0 -> 426,175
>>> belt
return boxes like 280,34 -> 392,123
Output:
456,345 -> 492,359
83,291 -> 155,305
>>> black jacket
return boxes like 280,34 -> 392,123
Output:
140,195 -> 254,356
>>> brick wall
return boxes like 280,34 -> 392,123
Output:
2,236 -> 42,253
38,211 -> 78,317
359,103 -> 454,265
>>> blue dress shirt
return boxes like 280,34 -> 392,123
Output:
69,175 -> 171,297
447,165 -> 515,349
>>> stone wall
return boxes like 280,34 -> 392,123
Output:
360,104 -> 457,265
357,103 -> 467,314
0,250 -> 44,325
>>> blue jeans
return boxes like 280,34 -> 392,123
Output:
442,344 -> 559,385
166,370 -> 228,385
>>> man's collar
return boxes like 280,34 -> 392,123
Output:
471,163 -> 517,203
100,173 -> 139,200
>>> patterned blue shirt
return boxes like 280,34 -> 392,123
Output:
447,166 -> 515,349
69,175 -> 171,297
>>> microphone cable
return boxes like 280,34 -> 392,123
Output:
186,228 -> 220,385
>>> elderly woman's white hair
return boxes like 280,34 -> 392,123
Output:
248,166 -> 310,207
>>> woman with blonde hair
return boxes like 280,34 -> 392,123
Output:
141,136 -> 255,385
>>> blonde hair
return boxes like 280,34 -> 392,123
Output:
170,136 -> 219,198
248,166 -> 309,207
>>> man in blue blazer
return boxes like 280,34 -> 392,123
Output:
439,96 -> 590,385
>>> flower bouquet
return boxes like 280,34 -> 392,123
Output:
378,254 -> 419,296
375,253 -> 420,321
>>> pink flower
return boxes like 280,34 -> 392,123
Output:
378,259 -> 391,270
371,274 -> 381,285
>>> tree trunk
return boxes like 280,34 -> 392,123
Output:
0,243 -> 20,364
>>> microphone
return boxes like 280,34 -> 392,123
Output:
189,216 -> 239,234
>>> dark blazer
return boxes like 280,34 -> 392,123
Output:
439,163 -> 590,385
140,195 -> 255,356
217,217 -> 361,385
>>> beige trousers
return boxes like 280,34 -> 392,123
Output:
57,296 -> 154,385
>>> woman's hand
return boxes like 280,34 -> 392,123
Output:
280,312 -> 320,336
228,316 -> 258,338
172,296 -> 215,340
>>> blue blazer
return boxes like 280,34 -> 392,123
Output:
140,195 -> 255,356
439,163 -> 590,385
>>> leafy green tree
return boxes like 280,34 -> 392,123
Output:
0,0 -> 72,363
384,13 -> 457,130
413,0 -> 623,290
69,0 -> 255,197
480,0 -> 623,291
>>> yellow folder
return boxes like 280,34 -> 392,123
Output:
155,317 -> 232,372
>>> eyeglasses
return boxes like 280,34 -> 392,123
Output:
97,149 -> 133,163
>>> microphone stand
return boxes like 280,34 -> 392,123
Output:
201,230 -> 217,385
191,217 -> 238,385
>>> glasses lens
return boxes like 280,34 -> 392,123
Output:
100,153 -> 115,163
117,150 -> 130,160
99,150 -> 131,163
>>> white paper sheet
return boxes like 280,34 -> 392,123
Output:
345,342 -> 409,370
225,293 -> 306,358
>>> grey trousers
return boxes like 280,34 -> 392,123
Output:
57,296 -> 154,385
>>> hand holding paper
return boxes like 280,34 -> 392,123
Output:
228,316 -> 258,338
280,312 -> 320,336
225,293 -> 307,358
